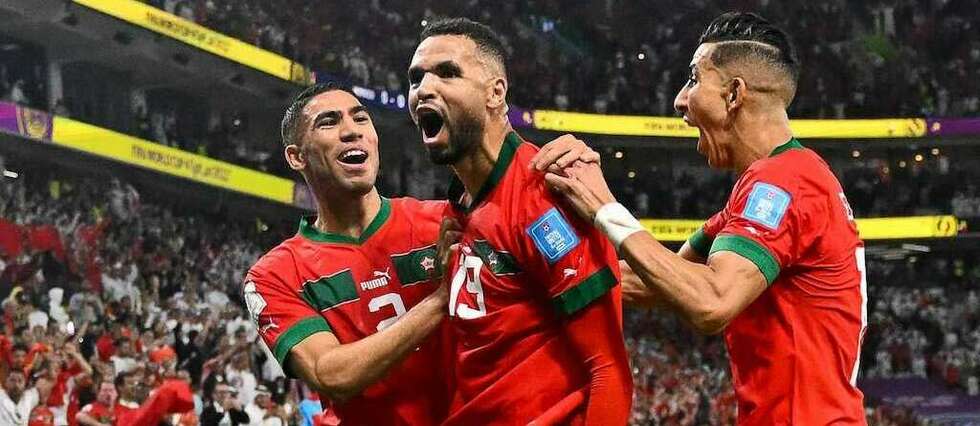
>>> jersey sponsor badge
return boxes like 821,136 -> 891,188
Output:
526,207 -> 580,264
742,182 -> 791,230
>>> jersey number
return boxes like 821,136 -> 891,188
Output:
369,293 -> 407,331
449,254 -> 487,319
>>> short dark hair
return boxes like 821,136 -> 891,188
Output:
420,17 -> 507,77
114,370 -> 135,389
698,12 -> 799,87
280,82 -> 354,147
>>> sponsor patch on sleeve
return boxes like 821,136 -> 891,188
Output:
527,208 -> 580,264
741,182 -> 791,230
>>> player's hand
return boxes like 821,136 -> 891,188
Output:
530,134 -> 600,174
619,260 -> 659,308
543,161 -> 617,222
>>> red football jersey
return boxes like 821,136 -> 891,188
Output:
688,139 -> 866,425
443,132 -> 623,425
246,197 -> 453,425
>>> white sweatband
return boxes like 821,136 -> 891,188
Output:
593,202 -> 644,251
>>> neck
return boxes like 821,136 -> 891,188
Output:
312,186 -> 381,238
452,117 -> 512,202
730,107 -> 793,174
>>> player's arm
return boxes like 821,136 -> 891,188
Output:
253,220 -> 461,403
287,288 -> 447,403
520,199 -> 632,424
543,161 -> 768,334
561,291 -> 633,424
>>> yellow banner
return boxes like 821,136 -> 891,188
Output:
640,216 -> 958,242
73,0 -> 312,84
52,117 -> 296,205
533,110 -> 927,139
854,215 -> 959,239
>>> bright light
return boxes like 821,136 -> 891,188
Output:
851,150 -> 860,158
637,53 -> 646,60
899,161 -> 907,168
931,148 -> 940,156
882,166 -> 890,174
914,154 -> 924,162
614,151 -> 624,159
2,170 -> 17,178
421,19 -> 428,27
627,171 -> 636,179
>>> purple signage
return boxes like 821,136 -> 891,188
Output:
926,118 -> 980,137
861,378 -> 980,423
0,102 -> 52,141
508,105 -> 533,129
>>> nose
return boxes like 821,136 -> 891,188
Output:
339,116 -> 362,143
415,73 -> 437,104
674,85 -> 689,115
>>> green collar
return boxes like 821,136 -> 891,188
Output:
298,197 -> 391,244
769,138 -> 804,157
448,132 -> 522,213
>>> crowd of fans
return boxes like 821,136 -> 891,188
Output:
152,0 -> 980,118
2,162 -> 977,425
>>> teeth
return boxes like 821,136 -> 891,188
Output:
341,149 -> 366,159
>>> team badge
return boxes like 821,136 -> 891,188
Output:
527,208 -> 580,264
742,182 -> 791,230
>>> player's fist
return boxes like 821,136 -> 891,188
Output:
530,134 -> 600,174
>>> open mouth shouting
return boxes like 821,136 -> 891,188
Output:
416,105 -> 446,146
337,147 -> 369,170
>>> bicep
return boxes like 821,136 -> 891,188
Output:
706,251 -> 768,320
285,331 -> 340,391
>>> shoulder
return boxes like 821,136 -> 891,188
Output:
745,148 -> 836,195
246,236 -> 306,283
388,197 -> 449,221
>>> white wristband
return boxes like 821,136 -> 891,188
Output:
593,202 -> 644,251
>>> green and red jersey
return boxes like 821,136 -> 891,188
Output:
443,132 -> 626,424
246,197 -> 453,425
688,139 -> 867,425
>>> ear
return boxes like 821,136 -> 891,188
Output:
726,77 -> 746,112
284,144 -> 305,171
487,77 -> 508,110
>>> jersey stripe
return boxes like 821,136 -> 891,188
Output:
850,247 -> 868,386
710,235 -> 780,285
300,270 -> 359,311
687,228 -> 713,259
551,266 -> 617,316
391,244 -> 439,286
472,240 -> 522,275
272,315 -> 331,368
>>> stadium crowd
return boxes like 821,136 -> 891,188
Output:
152,0 -> 980,118
2,164 -> 977,425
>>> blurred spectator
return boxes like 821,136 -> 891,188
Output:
200,381 -> 250,426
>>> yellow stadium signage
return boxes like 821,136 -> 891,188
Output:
52,117 -> 296,205
533,110 -> 927,139
73,0 -> 312,84
641,216 -> 958,242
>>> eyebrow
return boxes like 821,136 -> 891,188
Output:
408,60 -> 463,80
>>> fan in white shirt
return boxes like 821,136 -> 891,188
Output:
0,373 -> 39,426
